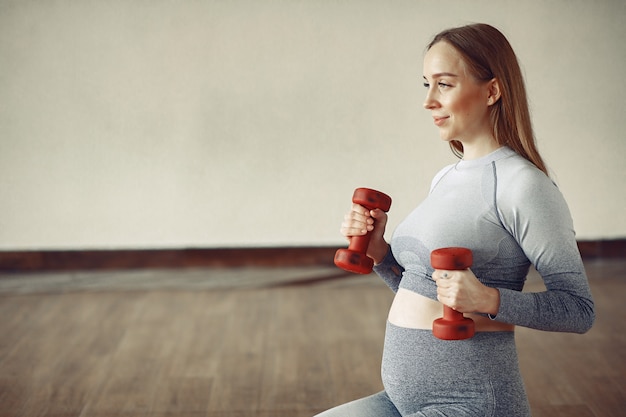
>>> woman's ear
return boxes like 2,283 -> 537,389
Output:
487,78 -> 502,106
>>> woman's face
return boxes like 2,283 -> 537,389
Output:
423,41 -> 494,148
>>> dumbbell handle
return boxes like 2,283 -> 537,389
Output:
334,188 -> 392,274
348,227 -> 372,254
442,305 -> 466,322
346,188 -> 391,254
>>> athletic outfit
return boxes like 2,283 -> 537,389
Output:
316,147 -> 594,417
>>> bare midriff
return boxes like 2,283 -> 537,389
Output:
388,288 -> 515,332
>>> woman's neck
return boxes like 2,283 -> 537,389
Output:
459,138 -> 501,160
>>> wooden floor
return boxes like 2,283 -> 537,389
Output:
0,259 -> 624,417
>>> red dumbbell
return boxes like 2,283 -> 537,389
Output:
431,247 -> 475,340
334,188 -> 392,274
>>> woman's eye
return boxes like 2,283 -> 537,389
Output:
424,81 -> 452,89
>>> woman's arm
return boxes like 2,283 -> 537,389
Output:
493,163 -> 595,333
372,246 -> 404,293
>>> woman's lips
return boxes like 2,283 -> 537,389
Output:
433,116 -> 448,126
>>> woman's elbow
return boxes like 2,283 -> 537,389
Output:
574,303 -> 596,334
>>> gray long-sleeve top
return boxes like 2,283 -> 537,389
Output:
373,146 -> 595,333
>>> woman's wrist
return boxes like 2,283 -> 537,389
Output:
482,287 -> 501,316
370,242 -> 390,265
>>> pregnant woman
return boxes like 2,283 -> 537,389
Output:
315,23 -> 595,417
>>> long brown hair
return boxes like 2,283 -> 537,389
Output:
427,24 -> 548,176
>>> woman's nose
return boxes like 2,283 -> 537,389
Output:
423,90 -> 438,109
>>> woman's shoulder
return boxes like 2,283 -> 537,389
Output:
494,151 -> 567,212
495,150 -> 554,189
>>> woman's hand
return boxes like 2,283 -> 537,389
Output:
340,203 -> 389,264
433,269 -> 500,316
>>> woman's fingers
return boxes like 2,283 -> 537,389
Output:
340,204 -> 374,237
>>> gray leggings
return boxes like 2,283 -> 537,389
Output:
315,322 -> 531,417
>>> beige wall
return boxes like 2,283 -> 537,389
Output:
1,0 -> 624,250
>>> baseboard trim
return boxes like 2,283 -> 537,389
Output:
0,240 -> 624,273
576,239 -> 626,259
0,247 -> 339,272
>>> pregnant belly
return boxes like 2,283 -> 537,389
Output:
388,288 -> 514,332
